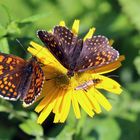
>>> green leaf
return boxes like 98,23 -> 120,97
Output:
134,56 -> 140,75
127,81 -> 140,92
0,99 -> 13,112
81,117 -> 121,140
20,13 -> 50,24
19,119 -> 43,137
6,21 -> 21,35
0,24 -> 7,37
29,112 -> 38,121
0,4 -> 12,26
0,37 -> 10,53
16,110 -> 28,118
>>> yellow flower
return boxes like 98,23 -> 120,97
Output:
27,20 -> 125,124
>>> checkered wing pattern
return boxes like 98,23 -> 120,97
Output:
75,35 -> 119,72
37,26 -> 82,70
23,61 -> 45,106
0,53 -> 26,100
0,53 -> 45,106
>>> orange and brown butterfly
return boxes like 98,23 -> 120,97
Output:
0,53 -> 45,107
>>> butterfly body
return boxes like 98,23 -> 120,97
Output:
37,26 -> 119,77
0,53 -> 45,106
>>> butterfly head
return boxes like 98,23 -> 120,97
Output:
25,57 -> 37,73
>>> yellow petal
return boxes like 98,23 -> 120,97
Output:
72,19 -> 80,35
84,90 -> 101,114
76,90 -> 95,117
53,89 -> 65,113
41,80 -> 55,97
29,41 -> 42,50
48,29 -> 52,33
28,41 -> 67,73
37,97 -> 57,124
59,21 -> 66,26
28,42 -> 56,64
109,39 -> 114,46
71,92 -> 81,119
92,74 -> 122,94
53,112 -> 61,123
59,90 -> 72,123
35,88 -> 58,113
84,28 -> 96,41
93,89 -> 112,111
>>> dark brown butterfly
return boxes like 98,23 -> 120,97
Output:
37,26 -> 119,77
0,53 -> 45,106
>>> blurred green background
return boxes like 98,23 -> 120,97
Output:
0,0 -> 140,140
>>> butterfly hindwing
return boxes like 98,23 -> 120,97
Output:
0,53 -> 26,100
23,59 -> 45,106
75,35 -> 119,72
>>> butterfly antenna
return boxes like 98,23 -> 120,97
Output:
107,75 -> 119,78
16,39 -> 28,54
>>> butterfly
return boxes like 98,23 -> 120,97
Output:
37,26 -> 119,77
75,79 -> 101,91
0,53 -> 45,106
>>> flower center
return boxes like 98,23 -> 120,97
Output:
54,73 -> 70,89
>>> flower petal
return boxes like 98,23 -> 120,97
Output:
53,89 -> 65,113
92,74 -> 122,94
37,96 -> 57,124
109,39 -> 114,45
71,91 -> 81,119
92,89 -> 112,111
84,90 -> 101,114
84,27 -> 96,41
59,90 -> 72,123
76,90 -> 95,117
59,21 -> 66,26
35,87 -> 58,113
72,19 -> 80,35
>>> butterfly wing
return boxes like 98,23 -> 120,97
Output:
0,53 -> 26,100
53,26 -> 83,70
37,30 -> 70,69
37,26 -> 82,70
22,59 -> 45,106
0,53 -> 26,77
74,35 -> 119,72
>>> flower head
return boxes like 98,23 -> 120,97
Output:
28,20 -> 125,124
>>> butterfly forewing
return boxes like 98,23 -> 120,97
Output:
54,26 -> 83,70
0,53 -> 26,77
38,26 -> 82,70
54,26 -> 78,55
74,35 -> 119,72
0,53 -> 26,100
37,30 -> 70,69
0,71 -> 23,100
